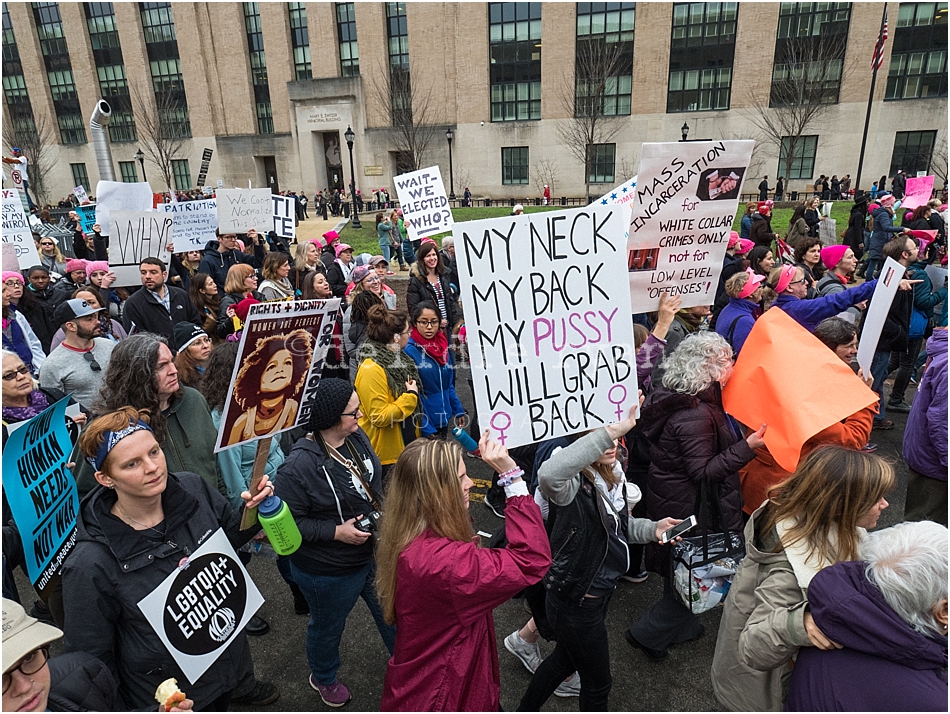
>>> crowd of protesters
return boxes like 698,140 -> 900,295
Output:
2,180 -> 947,713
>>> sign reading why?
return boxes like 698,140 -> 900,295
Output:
137,528 -> 263,684
393,166 -> 452,241
109,210 -> 174,286
453,206 -> 638,449
628,140 -> 754,312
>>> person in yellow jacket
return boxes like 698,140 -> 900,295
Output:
355,305 -> 420,474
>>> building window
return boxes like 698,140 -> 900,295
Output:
288,2 -> 311,80
886,2 -> 948,100
118,161 -> 138,182
779,135 -> 818,180
32,2 -> 86,143
386,2 -> 411,126
70,163 -> 90,191
667,3 -> 736,113
771,2 -> 850,107
502,147 -> 529,185
576,2 -> 634,117
243,3 -> 273,134
85,2 -> 136,142
335,3 -> 358,77
890,130 -> 937,176
1,8 -> 37,137
489,2 -> 541,122
171,158 -> 191,190
588,143 -> 615,184
139,2 -> 191,138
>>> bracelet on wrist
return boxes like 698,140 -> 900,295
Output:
497,467 -> 523,488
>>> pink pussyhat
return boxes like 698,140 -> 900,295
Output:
334,242 -> 353,258
736,268 -> 766,299
727,231 -> 740,249
2,271 -> 24,284
85,260 -> 109,275
773,264 -> 798,293
821,244 -> 849,271
735,238 -> 755,255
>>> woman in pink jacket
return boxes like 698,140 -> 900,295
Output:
376,435 -> 551,711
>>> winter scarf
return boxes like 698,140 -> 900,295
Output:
409,326 -> 449,366
360,338 -> 423,411
2,389 -> 50,422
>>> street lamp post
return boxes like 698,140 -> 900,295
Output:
680,122 -> 690,142
343,126 -> 362,230
445,127 -> 456,201
135,148 -> 146,181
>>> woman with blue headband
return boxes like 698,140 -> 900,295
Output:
60,407 -> 273,711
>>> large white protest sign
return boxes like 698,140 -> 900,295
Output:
215,188 -> 272,233
393,166 -> 452,241
2,189 -> 40,268
819,218 -> 838,247
628,141 -> 754,312
271,194 -> 295,241
94,181 -> 153,235
856,257 -> 905,376
73,185 -> 89,204
160,198 -> 218,251
109,210 -> 174,286
454,206 -> 638,449
137,528 -> 264,684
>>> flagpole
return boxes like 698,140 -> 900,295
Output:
856,4 -> 888,192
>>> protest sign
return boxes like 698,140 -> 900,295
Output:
2,188 -> 40,268
160,198 -> 218,251
723,309 -> 878,474
2,243 -> 19,272
819,217 -> 838,247
214,298 -> 342,452
594,175 -> 638,207
77,203 -> 97,233
94,181 -> 153,236
108,210 -> 174,285
7,165 -> 29,212
271,194 -> 295,241
856,257 -> 905,375
393,166 -> 452,241
628,140 -> 755,312
196,147 -> 214,189
137,528 -> 264,684
900,175 -> 934,211
216,188 -> 272,233
453,206 -> 639,449
73,185 -> 89,204
1,397 -> 79,589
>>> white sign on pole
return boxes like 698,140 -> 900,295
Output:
453,205 -> 639,449
136,528 -> 264,685
216,179 -> 224,189
628,141 -> 755,313
271,194 -> 295,241
108,210 -> 174,286
160,198 -> 218,252
393,166 -> 452,241
94,181 -> 153,236
819,218 -> 838,247
856,257 -> 905,376
73,185 -> 89,204
215,189 -> 272,233
1,189 -> 40,268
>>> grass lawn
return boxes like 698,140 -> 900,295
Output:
338,202 -> 856,255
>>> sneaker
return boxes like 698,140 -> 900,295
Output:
484,493 -> 506,519
624,629 -> 668,661
504,631 -> 542,673
554,673 -> 581,698
860,442 -> 879,453
310,675 -> 351,708
620,570 -> 649,584
872,418 -> 895,430
231,681 -> 281,706
886,400 -> 912,413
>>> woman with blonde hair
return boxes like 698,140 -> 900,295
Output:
377,436 -> 551,711
712,445 -> 895,711
216,263 -> 261,339
289,240 -> 323,296
36,236 -> 67,277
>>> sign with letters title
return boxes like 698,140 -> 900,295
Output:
2,189 -> 40,268
160,198 -> 218,252
628,141 -> 754,312
109,210 -> 174,286
454,206 -> 639,449
393,166 -> 453,242
271,194 -> 295,241
216,188 -> 273,233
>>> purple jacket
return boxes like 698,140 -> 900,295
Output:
903,329 -> 948,481
786,561 -> 948,712
772,279 -> 876,332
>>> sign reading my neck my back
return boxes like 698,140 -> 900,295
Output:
454,206 -> 638,449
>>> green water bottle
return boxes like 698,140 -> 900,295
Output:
257,495 -> 302,556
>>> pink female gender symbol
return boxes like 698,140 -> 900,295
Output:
608,384 -> 627,421
490,412 -> 512,445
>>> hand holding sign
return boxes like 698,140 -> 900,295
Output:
240,473 -> 273,511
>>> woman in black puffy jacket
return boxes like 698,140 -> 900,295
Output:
405,242 -> 459,341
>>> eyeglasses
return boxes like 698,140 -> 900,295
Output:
83,352 -> 101,372
2,647 -> 49,694
789,278 -> 808,286
1,364 -> 30,381
341,406 -> 362,419
416,319 -> 440,327
363,275 -> 380,284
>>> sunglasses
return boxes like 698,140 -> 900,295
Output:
83,352 -> 101,372
1,364 -> 30,381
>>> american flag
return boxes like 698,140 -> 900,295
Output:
871,9 -> 889,71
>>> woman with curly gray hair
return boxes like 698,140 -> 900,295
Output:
623,332 -> 766,661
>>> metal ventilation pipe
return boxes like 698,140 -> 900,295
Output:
89,99 -> 116,182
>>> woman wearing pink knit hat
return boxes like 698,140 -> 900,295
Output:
816,244 -> 864,321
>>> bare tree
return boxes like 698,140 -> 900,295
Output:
531,158 -> 560,197
131,84 -> 189,191
743,35 -> 853,183
370,61 -> 442,174
615,155 -> 637,184
557,38 -> 629,203
929,137 -> 947,188
3,112 -> 55,206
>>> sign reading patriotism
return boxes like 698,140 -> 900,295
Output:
453,206 -> 639,449
160,198 -> 218,252
628,140 -> 754,312
393,166 -> 452,242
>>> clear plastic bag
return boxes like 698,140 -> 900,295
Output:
670,531 -> 744,614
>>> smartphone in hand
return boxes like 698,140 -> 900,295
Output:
660,515 -> 698,544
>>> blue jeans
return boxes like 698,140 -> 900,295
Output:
290,560 -> 395,685
870,349 -> 891,421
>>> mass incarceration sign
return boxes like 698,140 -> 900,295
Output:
1,397 -> 78,589
137,528 -> 264,684
454,206 -> 638,449
393,166 -> 453,242
628,140 -> 755,312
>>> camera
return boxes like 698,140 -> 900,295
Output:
355,511 -> 382,541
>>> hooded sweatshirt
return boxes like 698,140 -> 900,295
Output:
786,560 -> 948,712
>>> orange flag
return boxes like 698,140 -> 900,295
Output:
722,308 -> 878,473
